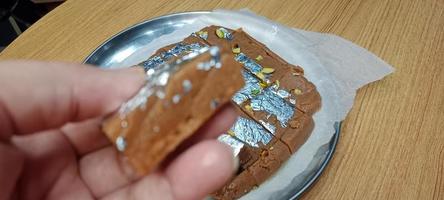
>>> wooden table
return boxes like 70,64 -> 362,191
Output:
1,0 -> 443,199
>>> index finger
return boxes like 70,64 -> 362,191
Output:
0,60 -> 144,138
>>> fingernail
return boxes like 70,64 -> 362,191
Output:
232,155 -> 239,173
221,142 -> 239,173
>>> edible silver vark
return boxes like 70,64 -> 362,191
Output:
182,79 -> 192,93
229,117 -> 273,147
216,27 -> 233,40
235,53 -> 263,74
140,42 -> 205,71
210,99 -> 219,110
218,134 -> 244,157
259,120 -> 276,134
172,94 -> 181,104
116,136 -> 127,152
232,70 -> 263,105
250,87 -> 295,127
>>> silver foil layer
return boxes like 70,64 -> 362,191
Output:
140,42 -> 205,70
259,119 -> 276,135
218,134 -> 244,157
229,117 -> 273,147
276,89 -> 291,99
235,53 -> 263,74
232,70 -> 263,105
250,87 -> 295,128
182,79 -> 192,93
116,136 -> 127,152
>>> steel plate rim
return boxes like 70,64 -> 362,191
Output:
82,11 -> 341,200
291,122 -> 340,199
83,10 -> 212,64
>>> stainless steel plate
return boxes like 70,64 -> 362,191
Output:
84,11 -> 340,200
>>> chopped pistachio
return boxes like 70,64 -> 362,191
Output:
232,47 -> 241,54
261,67 -> 275,74
245,104 -> 252,112
251,89 -> 260,95
293,88 -> 302,95
215,27 -> 232,39
259,82 -> 268,88
255,55 -> 263,61
255,72 -> 266,82
227,130 -> 235,136
215,28 -> 225,38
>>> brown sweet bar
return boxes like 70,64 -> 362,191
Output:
102,49 -> 244,174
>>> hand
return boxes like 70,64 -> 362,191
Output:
0,61 -> 237,200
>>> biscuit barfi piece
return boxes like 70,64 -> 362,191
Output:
102,47 -> 244,174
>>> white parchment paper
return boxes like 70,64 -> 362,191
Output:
120,9 -> 394,199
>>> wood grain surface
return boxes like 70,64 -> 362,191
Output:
1,0 -> 443,199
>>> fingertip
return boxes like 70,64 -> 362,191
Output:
75,67 -> 146,119
165,140 -> 236,200
0,61 -> 146,134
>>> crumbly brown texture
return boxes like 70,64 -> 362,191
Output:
102,50 -> 244,175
